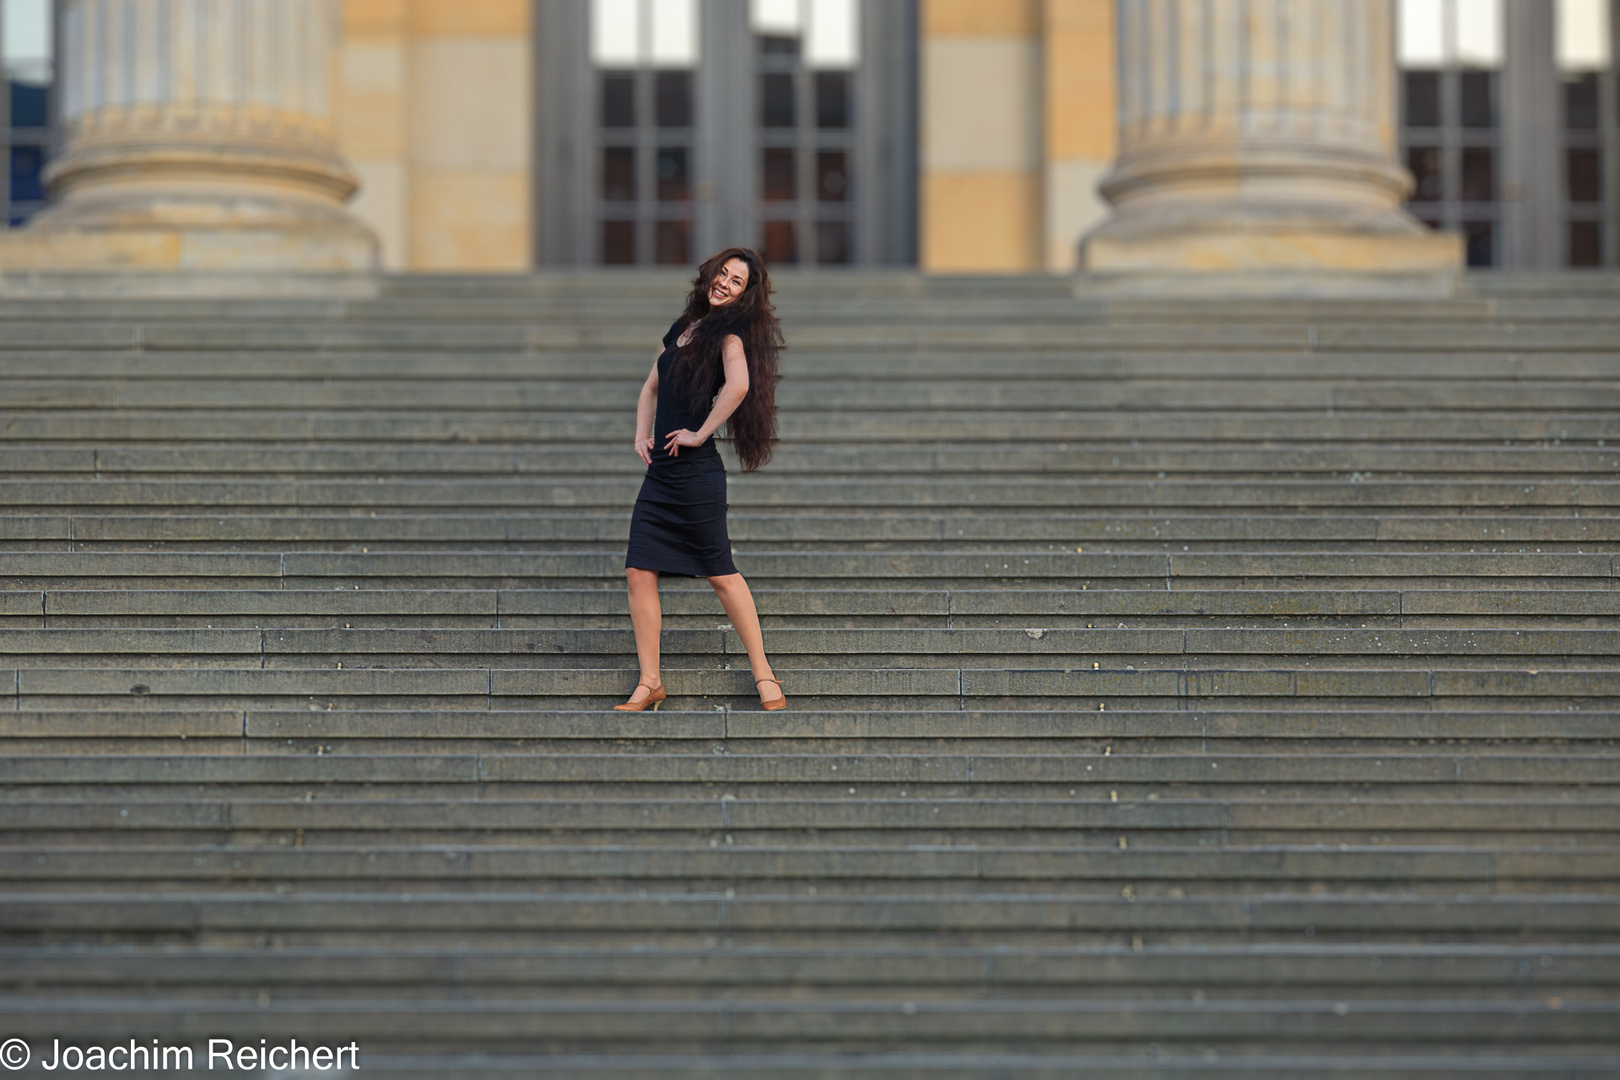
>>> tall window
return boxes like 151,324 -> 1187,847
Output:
591,0 -> 699,265
539,0 -> 913,268
3,0 -> 53,226
752,0 -> 858,265
1557,0 -> 1616,266
1398,0 -> 1504,267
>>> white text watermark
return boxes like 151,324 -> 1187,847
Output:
0,1038 -> 359,1072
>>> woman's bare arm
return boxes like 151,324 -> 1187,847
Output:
633,349 -> 660,465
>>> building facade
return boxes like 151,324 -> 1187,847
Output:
1398,0 -> 1620,268
3,0 -> 1617,273
2,0 -> 53,225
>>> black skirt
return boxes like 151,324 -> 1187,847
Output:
625,455 -> 738,578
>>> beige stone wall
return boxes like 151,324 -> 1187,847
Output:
339,0 -> 532,271
334,0 -> 1113,274
341,2 -> 410,269
919,0 -> 1044,272
1043,0 -> 1114,271
918,0 -> 1115,273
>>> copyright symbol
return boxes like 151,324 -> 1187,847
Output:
0,1039 -> 29,1070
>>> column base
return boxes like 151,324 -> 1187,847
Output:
0,222 -> 378,275
0,268 -> 381,299
1074,267 -> 1460,300
1079,205 -> 1464,275
0,200 -> 380,295
0,183 -> 380,280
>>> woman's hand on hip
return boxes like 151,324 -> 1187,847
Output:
634,436 -> 655,465
663,428 -> 705,456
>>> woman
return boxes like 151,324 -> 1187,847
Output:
616,247 -> 786,712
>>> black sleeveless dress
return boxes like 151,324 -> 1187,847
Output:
624,320 -> 738,578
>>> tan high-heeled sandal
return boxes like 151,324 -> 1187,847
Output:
755,676 -> 787,711
614,680 -> 665,712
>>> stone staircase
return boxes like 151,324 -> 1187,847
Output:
0,271 -> 1617,1077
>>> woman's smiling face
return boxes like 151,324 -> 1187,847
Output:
708,258 -> 750,308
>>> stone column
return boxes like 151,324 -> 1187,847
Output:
1080,0 -> 1461,277
1,0 -> 376,272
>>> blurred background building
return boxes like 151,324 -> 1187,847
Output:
1,0 -> 1617,274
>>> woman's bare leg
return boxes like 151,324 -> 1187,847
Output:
625,568 -> 663,704
708,572 -> 781,704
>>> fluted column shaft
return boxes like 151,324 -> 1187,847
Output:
10,0 -> 375,271
1082,0 -> 1460,275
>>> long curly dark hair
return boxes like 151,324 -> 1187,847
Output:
665,246 -> 782,472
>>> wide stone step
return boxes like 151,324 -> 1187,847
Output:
19,283 -> 1586,314
0,1045 -> 1607,1080
2,550 -> 1613,584
5,314 -> 1620,350
2,891 -> 1616,943
5,708 -> 1614,754
2,794 -> 1614,839
8,513 -> 1617,552
1,781 -> 1610,811
16,319 -> 1611,351
4,845 -> 1613,895
6,941 -> 1613,992
0,343 -> 1588,380
15,599 -> 1620,634
0,1051 -> 1591,1080
7,584 -> 1615,624
6,628 -> 1620,679
7,348 -> 1620,383
4,625 -> 1620,653
0,1003 -> 1616,1074
3,408 -> 1613,444
1,750 -> 1612,785
8,664 -> 1620,712
9,585 -> 1620,632
8,443 -> 1620,478
0,778 -> 1604,805
8,375 -> 1620,411
9,283 -> 1616,317
3,271 -> 1616,303
4,478 -> 1616,516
